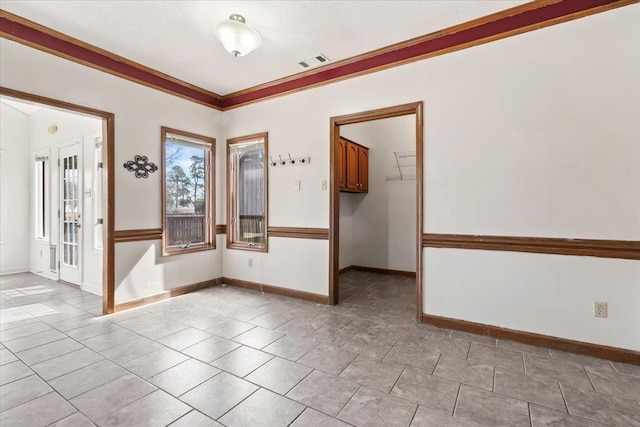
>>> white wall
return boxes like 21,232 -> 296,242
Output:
28,108 -> 103,292
339,193 -> 354,269
222,6 -> 640,350
421,26 -> 640,239
222,236 -> 328,295
0,38 -> 224,304
0,103 -> 30,275
341,116 -> 416,272
114,239 -> 222,301
423,250 -> 640,351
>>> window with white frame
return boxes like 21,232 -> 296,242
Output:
93,137 -> 103,251
34,151 -> 50,240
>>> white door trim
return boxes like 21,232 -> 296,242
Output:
58,139 -> 83,286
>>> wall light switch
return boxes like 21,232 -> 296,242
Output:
321,180 -> 327,191
294,180 -> 301,192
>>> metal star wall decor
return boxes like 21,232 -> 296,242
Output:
123,155 -> 158,178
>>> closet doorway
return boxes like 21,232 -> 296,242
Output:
329,102 -> 423,321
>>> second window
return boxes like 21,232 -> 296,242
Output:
227,132 -> 268,251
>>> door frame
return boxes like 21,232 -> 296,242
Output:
329,102 -> 424,321
0,86 -> 116,314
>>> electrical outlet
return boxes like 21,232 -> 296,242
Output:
248,258 -> 253,268
593,301 -> 608,318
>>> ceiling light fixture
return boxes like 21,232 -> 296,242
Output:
215,14 -> 262,58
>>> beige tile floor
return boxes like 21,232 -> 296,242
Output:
0,271 -> 639,426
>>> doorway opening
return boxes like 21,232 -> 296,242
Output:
329,102 -> 423,321
0,87 -> 115,314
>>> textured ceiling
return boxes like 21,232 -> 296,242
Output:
1,97 -> 43,116
1,1 -> 527,95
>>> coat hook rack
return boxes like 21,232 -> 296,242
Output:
270,153 -> 311,167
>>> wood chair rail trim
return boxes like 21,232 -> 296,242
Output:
423,233 -> 640,260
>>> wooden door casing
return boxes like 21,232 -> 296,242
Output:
339,137 -> 347,190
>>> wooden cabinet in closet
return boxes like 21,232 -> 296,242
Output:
339,137 -> 368,193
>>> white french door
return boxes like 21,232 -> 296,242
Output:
59,143 -> 83,285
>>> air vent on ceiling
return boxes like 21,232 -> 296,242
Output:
299,54 -> 330,69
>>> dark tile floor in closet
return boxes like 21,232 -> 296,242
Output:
0,271 -> 638,426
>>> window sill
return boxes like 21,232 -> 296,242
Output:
162,243 -> 216,257
227,241 -> 268,253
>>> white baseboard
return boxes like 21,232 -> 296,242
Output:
0,266 -> 29,276
82,281 -> 102,296
29,269 -> 58,281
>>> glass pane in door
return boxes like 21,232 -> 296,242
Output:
62,154 -> 79,267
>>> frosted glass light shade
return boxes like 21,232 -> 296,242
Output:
215,14 -> 262,57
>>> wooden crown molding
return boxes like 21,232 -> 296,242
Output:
2,1 -> 636,110
221,0 -> 636,108
422,234 -> 640,260
422,313 -> 640,365
267,227 -> 329,240
0,10 -> 224,110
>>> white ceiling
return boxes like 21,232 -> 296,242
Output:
1,97 -> 43,116
1,1 -> 527,95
